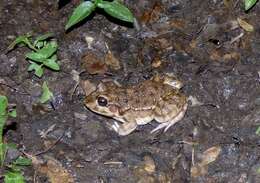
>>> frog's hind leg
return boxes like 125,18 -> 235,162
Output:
151,103 -> 187,133
153,73 -> 183,89
112,121 -> 137,136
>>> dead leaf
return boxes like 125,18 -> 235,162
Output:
133,155 -> 156,183
237,18 -> 254,32
191,163 -> 208,178
191,146 -> 221,178
143,155 -> 156,174
85,36 -> 94,49
140,2 -> 164,24
32,155 -> 74,183
200,146 -> 221,166
151,56 -> 162,68
158,38 -> 172,50
189,39 -> 198,49
223,0 -> 233,8
81,52 -> 107,75
104,51 -> 121,70
170,19 -> 186,30
0,79 -> 8,96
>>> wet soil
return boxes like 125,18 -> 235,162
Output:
0,0 -> 260,182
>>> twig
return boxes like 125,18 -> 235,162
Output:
34,131 -> 65,156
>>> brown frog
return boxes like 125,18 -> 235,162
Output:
83,74 -> 188,136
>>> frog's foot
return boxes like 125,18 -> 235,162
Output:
112,121 -> 137,136
151,103 -> 187,133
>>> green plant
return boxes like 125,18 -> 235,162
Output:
65,0 -> 134,30
39,81 -> 54,104
256,126 -> 260,135
7,33 -> 60,78
0,96 -> 32,183
257,166 -> 260,174
245,0 -> 258,11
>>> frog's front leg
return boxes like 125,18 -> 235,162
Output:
112,121 -> 137,136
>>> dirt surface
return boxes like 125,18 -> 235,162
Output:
0,0 -> 260,182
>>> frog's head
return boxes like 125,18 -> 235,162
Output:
84,82 -> 121,117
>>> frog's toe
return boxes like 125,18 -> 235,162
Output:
112,121 -> 120,132
150,123 -> 169,133
164,121 -> 175,132
150,120 -> 177,133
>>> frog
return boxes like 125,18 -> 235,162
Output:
83,74 -> 188,136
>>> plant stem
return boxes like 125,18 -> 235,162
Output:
25,38 -> 38,52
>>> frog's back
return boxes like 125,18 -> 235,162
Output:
125,79 -> 174,110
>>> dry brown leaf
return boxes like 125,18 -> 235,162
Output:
191,146 -> 221,178
151,56 -> 162,68
140,2 -> 164,24
0,79 -> 8,96
157,38 -> 172,50
170,19 -> 186,30
33,155 -> 74,183
223,0 -> 233,8
189,39 -> 198,49
191,163 -> 208,178
237,18 -> 254,32
104,51 -> 121,70
81,52 -> 107,75
200,146 -> 221,166
143,155 -> 156,174
84,36 -> 94,49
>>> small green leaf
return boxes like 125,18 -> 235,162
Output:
0,143 -> 7,166
4,171 -> 25,183
245,0 -> 258,11
256,126 -> 260,135
13,156 -> 32,166
28,62 -> 40,71
6,143 -> 17,149
7,34 -> 32,51
96,0 -> 103,4
8,164 -> 21,172
257,166 -> 260,174
33,33 -> 54,47
26,41 -> 57,62
97,1 -> 134,23
34,41 -> 44,49
40,82 -> 54,103
8,109 -> 16,118
65,1 -> 96,30
34,67 -> 44,78
26,51 -> 46,63
43,55 -> 60,71
37,41 -> 58,58
0,96 -> 8,116
28,62 -> 44,78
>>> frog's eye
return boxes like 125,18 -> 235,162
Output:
97,96 -> 108,107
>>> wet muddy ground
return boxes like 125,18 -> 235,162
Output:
0,0 -> 260,182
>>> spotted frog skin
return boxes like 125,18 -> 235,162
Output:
83,74 -> 188,136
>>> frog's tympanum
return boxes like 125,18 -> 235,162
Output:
83,74 -> 188,136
